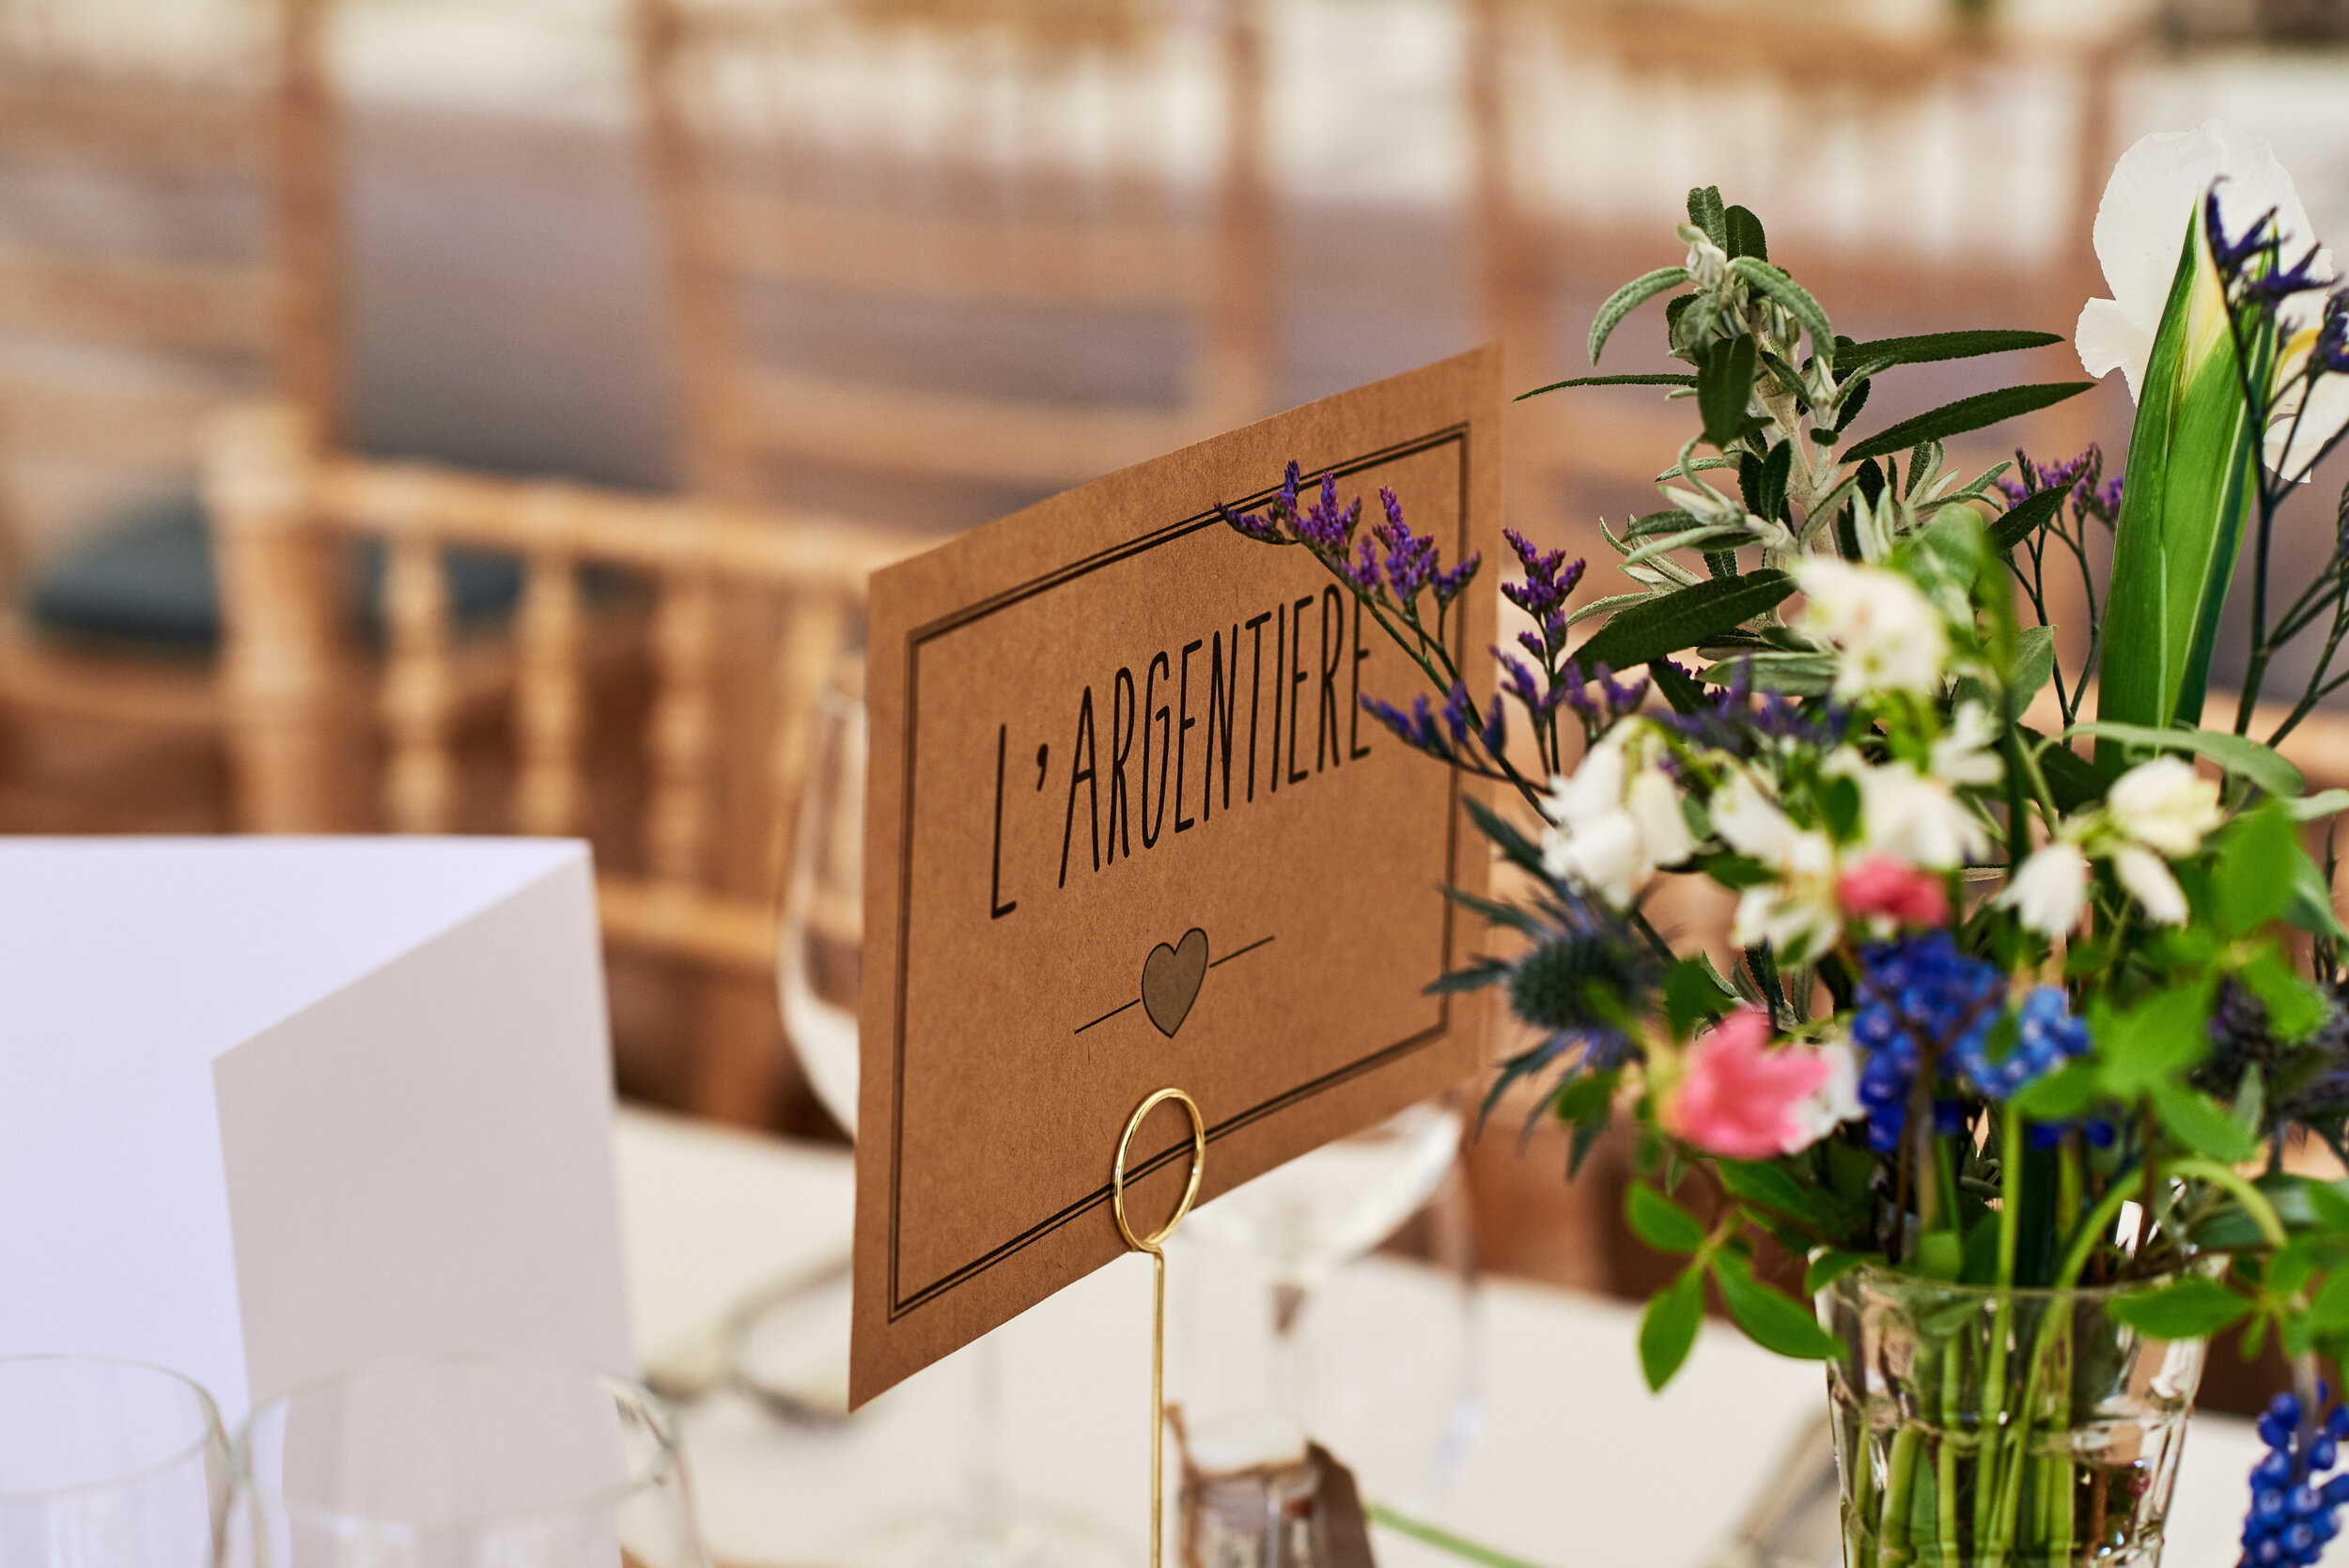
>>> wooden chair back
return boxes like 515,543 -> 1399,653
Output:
630,0 -> 1273,514
204,400 -> 918,1036
0,0 -> 338,591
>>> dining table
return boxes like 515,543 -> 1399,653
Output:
612,1105 -> 2285,1568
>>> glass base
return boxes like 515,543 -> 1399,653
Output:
841,1508 -> 1133,1568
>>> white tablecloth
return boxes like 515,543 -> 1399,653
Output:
613,1107 -> 2276,1568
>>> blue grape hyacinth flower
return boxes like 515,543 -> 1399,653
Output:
1952,985 -> 2093,1101
2242,1390 -> 2349,1568
1850,932 -> 2006,1152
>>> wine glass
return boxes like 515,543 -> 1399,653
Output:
775,653 -> 1123,1568
1178,1101 -> 1465,1441
0,1353 -> 229,1567
228,1354 -> 708,1568
779,655 -> 865,1140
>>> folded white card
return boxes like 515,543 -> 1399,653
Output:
0,836 -> 633,1421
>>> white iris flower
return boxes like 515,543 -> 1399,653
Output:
2077,119 -> 2347,478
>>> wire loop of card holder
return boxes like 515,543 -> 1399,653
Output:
1112,1087 -> 1206,1568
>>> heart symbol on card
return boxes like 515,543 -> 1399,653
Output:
1141,928 -> 1209,1038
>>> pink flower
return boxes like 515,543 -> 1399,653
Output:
1836,854 -> 1950,928
1662,1008 -> 1832,1160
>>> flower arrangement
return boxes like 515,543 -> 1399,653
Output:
1224,123 -> 2349,1568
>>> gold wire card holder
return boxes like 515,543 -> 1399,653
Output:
1112,1087 -> 1206,1568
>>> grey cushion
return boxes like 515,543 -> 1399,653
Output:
27,490 -> 527,653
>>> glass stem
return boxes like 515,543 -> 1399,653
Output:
967,1334 -> 1008,1531
1270,1281 -> 1310,1431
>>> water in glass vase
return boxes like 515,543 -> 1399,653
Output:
1823,1269 -> 2207,1568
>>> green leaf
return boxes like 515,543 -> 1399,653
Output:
2240,946 -> 2327,1040
1755,439 -> 1794,524
1804,1249 -> 1867,1298
1915,1230 -> 1964,1281
1587,268 -> 1692,365
1574,570 -> 1796,672
1699,334 -> 1759,449
1833,329 -> 2063,371
2094,217 -> 2263,745
1959,1213 -> 2004,1285
2310,1271 -> 2349,1331
2271,1237 -> 2317,1298
2150,1080 -> 2262,1165
1714,1252 -> 1841,1359
1648,657 -> 1707,717
2309,1182 -> 2349,1234
2020,726 -> 2108,812
1698,652 -> 1835,696
1518,372 -> 1696,399
1639,1267 -> 1707,1390
2285,847 -> 2346,939
1724,204 -> 1767,262
2013,1060 -> 2101,1120
1843,382 -> 2097,464
1716,1159 -> 1817,1224
2061,722 -> 2306,800
1987,486 -> 2068,555
2218,804 -> 2302,937
2289,789 -> 2349,822
1727,257 -> 1831,357
1626,1183 -> 1708,1255
2006,625 -> 2057,710
2236,1063 -> 2268,1145
1443,886 -> 1548,939
1686,186 -> 1727,248
1424,957 -> 1512,995
2097,981 -> 2217,1096
1663,955 -> 1735,1038
1628,507 -> 1703,538
1462,795 -> 1547,878
1817,773 -> 1862,840
2107,1277 -> 2253,1340
1695,852 -> 1778,890
1833,375 -> 1874,436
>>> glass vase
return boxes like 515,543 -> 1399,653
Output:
1822,1267 -> 2207,1568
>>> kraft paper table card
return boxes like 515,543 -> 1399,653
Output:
853,347 -> 1502,1405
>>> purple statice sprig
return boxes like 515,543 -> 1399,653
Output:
1360,683 -> 1506,773
1997,443 -> 2123,530
2207,190 -> 2335,310
1223,462 -> 1617,817
1999,445 -> 2121,728
2202,185 -> 2349,736
2318,291 -> 2349,379
1490,646 -> 1647,777
1501,526 -> 1584,660
1656,656 -> 1848,761
2202,188 -> 2349,498
1489,524 -> 1613,774
1219,462 -> 1481,631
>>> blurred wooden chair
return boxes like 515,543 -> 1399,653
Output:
630,0 -> 1274,520
0,0 -> 340,829
204,400 -> 920,1122
1467,0 -> 2134,582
